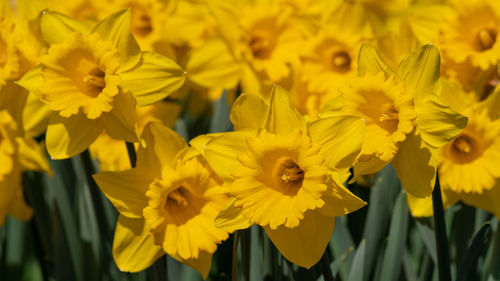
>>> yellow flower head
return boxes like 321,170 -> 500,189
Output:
197,85 -> 366,268
90,101 -> 182,171
439,109 -> 500,194
0,18 -> 22,86
209,0 -> 306,94
300,24 -> 362,96
93,122 -> 229,278
440,0 -> 500,70
17,10 -> 186,159
0,110 -> 51,225
321,44 -> 468,198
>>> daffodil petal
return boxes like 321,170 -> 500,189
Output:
416,94 -> 468,148
357,43 -> 394,78
171,251 -> 213,280
460,182 -> 500,219
263,85 -> 306,135
203,130 -> 256,183
16,137 -> 51,175
9,194 -> 33,221
241,63 -> 262,95
392,131 -> 438,198
93,169 -> 149,218
113,215 -> 164,272
137,122 -> 187,176
318,96 -> 342,119
308,116 -> 365,173
46,112 -> 104,159
230,93 -> 268,130
120,52 -> 186,106
16,65 -> 43,96
407,186 -> 459,217
93,9 -> 141,72
319,177 -> 367,217
214,198 -> 253,232
41,11 -> 90,45
104,92 -> 139,143
186,37 -> 240,89
397,44 -> 440,101
23,94 -> 52,137
189,133 -> 224,156
264,211 -> 334,269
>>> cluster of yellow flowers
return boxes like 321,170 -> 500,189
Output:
1,0 -> 500,278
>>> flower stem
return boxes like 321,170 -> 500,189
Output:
232,231 -> 239,281
432,175 -> 452,281
125,142 -> 136,168
319,251 -> 334,281
152,256 -> 167,281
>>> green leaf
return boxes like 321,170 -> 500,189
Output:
348,240 -> 366,281
403,249 -> 418,281
379,191 -> 409,281
362,165 -> 401,281
486,219 -> 500,281
330,217 -> 355,281
456,223 -> 492,281
209,90 -> 233,133
415,219 -> 437,263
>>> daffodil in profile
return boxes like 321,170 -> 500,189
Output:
321,44 -> 467,197
0,110 -> 51,225
17,9 -> 185,159
93,122 -> 229,278
196,85 -> 366,268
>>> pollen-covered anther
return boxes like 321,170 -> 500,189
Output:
452,135 -> 473,154
166,188 -> 189,207
477,28 -> 497,50
249,36 -> 271,59
83,67 -> 106,89
281,166 -> 304,183
379,107 -> 399,122
331,51 -> 351,73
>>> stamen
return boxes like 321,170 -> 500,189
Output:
477,29 -> 497,50
249,36 -> 270,59
83,67 -> 106,88
453,135 -> 472,153
331,51 -> 351,73
281,166 -> 304,183
379,112 -> 399,122
168,189 -> 188,206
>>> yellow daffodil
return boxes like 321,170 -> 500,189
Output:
93,122 -> 229,278
17,9 -> 185,159
206,0 -> 307,95
440,0 -> 500,70
196,85 -> 366,268
90,101 -> 182,171
0,110 -> 51,225
321,44 -> 467,198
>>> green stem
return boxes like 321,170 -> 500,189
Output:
125,142 -> 136,168
232,231 -> 239,281
152,256 -> 167,281
320,251 -> 334,281
431,175 -> 452,281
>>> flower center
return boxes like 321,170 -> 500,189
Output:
130,3 -> 153,37
477,28 -> 497,51
82,67 -> 106,98
249,34 -> 272,59
479,69 -> 500,101
166,187 -> 189,207
278,158 -> 304,190
331,51 -> 351,73
447,133 -> 483,164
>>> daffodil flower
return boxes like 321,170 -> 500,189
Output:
195,85 -> 366,268
93,122 -> 230,278
321,44 -> 467,198
0,110 -> 51,225
408,83 -> 500,218
17,9 -> 185,159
